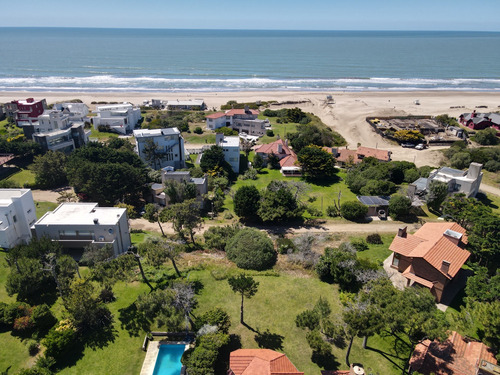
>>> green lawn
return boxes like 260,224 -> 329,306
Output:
258,114 -> 298,144
224,166 -> 356,218
190,262 -> 407,375
35,201 -> 58,219
89,128 -> 119,140
182,122 -> 216,144
352,234 -> 394,266
3,168 -> 35,188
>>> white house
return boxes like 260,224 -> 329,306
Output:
52,103 -> 89,122
32,203 -> 131,257
0,189 -> 37,249
32,109 -> 89,153
205,108 -> 267,136
93,103 -> 141,135
133,127 -> 186,170
215,133 -> 240,173
151,167 -> 208,207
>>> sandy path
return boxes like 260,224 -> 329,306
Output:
130,218 -> 414,236
31,187 -> 74,202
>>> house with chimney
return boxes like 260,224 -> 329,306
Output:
228,349 -> 304,375
389,222 -> 470,303
325,146 -> 392,167
206,107 -> 268,136
409,162 -> 483,199
459,110 -> 500,134
409,331 -> 498,375
254,138 -> 301,176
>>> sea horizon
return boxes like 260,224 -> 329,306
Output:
1,28 -> 500,93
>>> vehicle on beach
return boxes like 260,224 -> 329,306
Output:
415,143 -> 426,150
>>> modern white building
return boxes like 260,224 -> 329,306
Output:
205,108 -> 267,136
32,203 -> 131,257
165,99 -> 206,111
52,103 -> 89,122
93,103 -> 141,135
133,127 -> 186,170
0,189 -> 37,249
215,133 -> 240,173
31,109 -> 90,153
426,162 -> 483,198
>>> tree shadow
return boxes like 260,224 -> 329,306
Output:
215,334 -> 242,375
83,323 -> 117,350
241,321 -> 257,333
254,329 -> 284,350
118,302 -> 150,337
476,192 -> 499,210
311,351 -> 340,371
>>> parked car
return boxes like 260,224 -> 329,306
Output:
415,144 -> 425,150
401,143 -> 416,148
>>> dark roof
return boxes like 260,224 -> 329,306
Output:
412,177 -> 428,192
357,196 -> 390,206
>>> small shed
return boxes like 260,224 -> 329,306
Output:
357,196 -> 390,218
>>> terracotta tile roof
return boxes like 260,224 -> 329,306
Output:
336,146 -> 391,164
205,112 -> 226,119
230,349 -> 304,375
389,223 -> 470,278
357,146 -> 391,161
409,331 -> 497,375
280,153 -> 298,168
255,139 -> 293,157
225,108 -> 260,116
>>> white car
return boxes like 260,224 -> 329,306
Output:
415,144 -> 425,150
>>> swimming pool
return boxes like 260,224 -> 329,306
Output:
152,344 -> 187,375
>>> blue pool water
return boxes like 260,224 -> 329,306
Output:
152,344 -> 186,375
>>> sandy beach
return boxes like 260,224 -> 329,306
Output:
2,90 -> 500,167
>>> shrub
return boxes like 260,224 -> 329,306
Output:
351,239 -> 368,252
239,168 -> 258,180
306,330 -> 331,355
473,128 -> 499,145
485,160 -> 500,172
366,233 -> 383,244
197,308 -> 231,334
296,310 -> 320,331
388,195 -> 412,220
42,328 -> 76,359
194,127 -> 203,134
326,205 -> 340,217
31,304 -> 57,333
340,201 -> 368,221
203,224 -> 241,251
28,340 -> 40,356
233,185 -> 261,220
226,228 -> 276,270
266,129 -> 274,137
276,237 -> 296,254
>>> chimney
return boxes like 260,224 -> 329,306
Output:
27,98 -> 34,103
441,260 -> 451,274
277,143 -> 283,153
244,105 -> 250,114
285,139 -> 288,147
466,162 -> 482,179
215,133 -> 224,146
398,226 -> 407,238
93,218 -> 99,224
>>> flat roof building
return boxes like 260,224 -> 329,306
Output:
32,203 -> 131,257
0,189 -> 37,249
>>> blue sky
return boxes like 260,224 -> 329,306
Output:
1,0 -> 500,31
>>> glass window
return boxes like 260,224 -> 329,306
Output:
392,253 -> 400,267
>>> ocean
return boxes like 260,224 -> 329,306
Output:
1,28 -> 500,92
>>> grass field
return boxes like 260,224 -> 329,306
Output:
89,128 -> 119,140
224,166 -> 357,219
35,201 -> 58,219
2,168 -> 36,187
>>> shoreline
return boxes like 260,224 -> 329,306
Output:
2,90 -> 500,169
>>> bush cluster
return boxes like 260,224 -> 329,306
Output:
226,228 -> 277,270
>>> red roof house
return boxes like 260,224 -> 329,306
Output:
389,223 -> 470,302
228,349 -> 304,375
255,139 -> 294,160
409,331 -> 498,375
327,146 -> 391,166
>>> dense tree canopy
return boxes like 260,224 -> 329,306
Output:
226,228 -> 276,270
32,151 -> 68,189
257,181 -> 304,222
233,185 -> 261,221
388,195 -> 412,220
66,142 -> 149,206
297,145 -> 337,179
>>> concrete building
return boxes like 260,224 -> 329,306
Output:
165,99 -> 206,111
0,189 -> 37,249
52,103 -> 89,121
150,167 -> 208,207
133,127 -> 186,170
215,133 -> 240,173
32,203 -> 131,257
93,103 -> 141,135
27,109 -> 90,153
410,162 -> 483,199
206,107 -> 267,136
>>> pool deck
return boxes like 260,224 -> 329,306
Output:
140,340 -> 190,375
